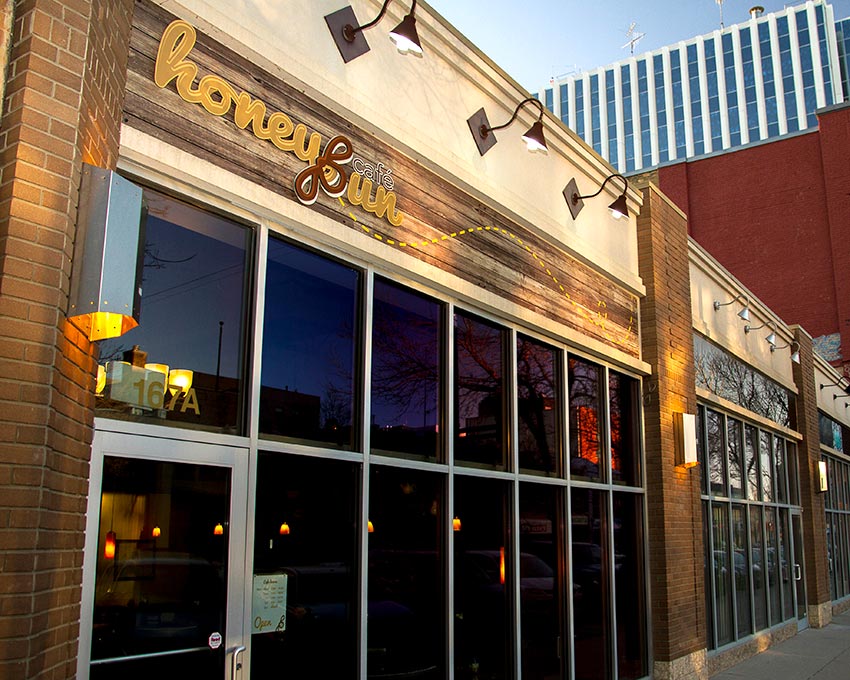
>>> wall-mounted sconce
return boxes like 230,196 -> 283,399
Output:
833,393 -> 850,402
467,97 -> 548,156
744,320 -> 776,346
67,164 -> 145,341
673,412 -> 699,468
712,293 -> 750,321
820,378 -> 847,390
325,0 -> 421,63
214,522 -> 224,536
818,460 -> 829,492
279,522 -> 291,536
452,516 -> 462,532
563,173 -> 629,220
770,341 -> 800,364
168,368 -> 194,394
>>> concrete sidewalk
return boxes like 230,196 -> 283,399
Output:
711,611 -> 850,680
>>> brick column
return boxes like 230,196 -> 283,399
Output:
790,326 -> 832,626
635,181 -> 707,680
0,1 -> 132,677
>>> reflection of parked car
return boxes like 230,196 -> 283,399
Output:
92,555 -> 224,659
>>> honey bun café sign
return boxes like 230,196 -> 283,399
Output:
154,20 -> 404,227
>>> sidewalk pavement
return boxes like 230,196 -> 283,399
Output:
711,610 -> 850,680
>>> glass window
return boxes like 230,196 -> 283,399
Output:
370,278 -> 442,460
569,356 -> 604,482
758,22 -> 779,137
728,418 -> 744,499
760,431 -> 773,502
687,43 -> 704,155
572,488 -> 610,680
774,437 -> 788,504
654,54 -> 669,162
517,335 -> 560,476
252,453 -> 359,677
559,83 -> 569,126
454,476 -> 512,679
575,80 -> 585,138
704,38 -> 722,150
712,503 -> 733,646
91,457 -> 231,678
697,405 -> 708,494
260,237 -> 360,448
750,505 -> 768,630
670,50 -> 686,158
590,74 -> 602,154
707,410 -> 726,496
520,483 -> 563,680
614,492 -> 647,679
96,190 -> 251,434
454,311 -> 507,469
765,507 -> 782,625
779,509 -> 794,620
732,504 -> 752,637
740,28 -> 760,141
368,466 -> 444,678
797,9 -> 818,127
637,59 -> 651,167
745,425 -> 760,501
777,16 -> 799,132
609,371 -> 640,486
722,32 -> 741,147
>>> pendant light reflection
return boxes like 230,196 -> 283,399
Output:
279,522 -> 291,536
151,526 -> 161,538
168,368 -> 194,393
214,522 -> 224,536
467,97 -> 549,156
452,516 -> 462,532
104,531 -> 116,559
367,520 -> 375,533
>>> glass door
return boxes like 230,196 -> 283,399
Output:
792,511 -> 808,629
79,430 -> 248,679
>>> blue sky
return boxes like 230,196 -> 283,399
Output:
426,0 -> 850,91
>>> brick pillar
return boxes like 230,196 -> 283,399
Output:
635,181 -> 707,680
0,0 -> 133,677
790,326 -> 832,626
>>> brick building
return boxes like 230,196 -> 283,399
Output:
1,1 -> 848,679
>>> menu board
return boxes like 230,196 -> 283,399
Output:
252,573 -> 288,634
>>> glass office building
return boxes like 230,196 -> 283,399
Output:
540,1 -> 847,172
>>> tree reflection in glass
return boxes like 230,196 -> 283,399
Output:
454,312 -> 507,469
610,371 -> 640,486
370,279 -> 441,460
728,418 -> 744,499
569,357 -> 604,481
707,410 -> 726,496
517,336 -> 559,476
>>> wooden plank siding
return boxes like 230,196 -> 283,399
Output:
124,0 -> 640,357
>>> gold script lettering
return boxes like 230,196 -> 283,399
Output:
347,174 -> 404,226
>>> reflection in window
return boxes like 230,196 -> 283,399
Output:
454,312 -> 507,469
517,336 -> 559,475
732,504 -> 752,637
712,503 -> 733,646
774,438 -> 788,504
96,191 -> 251,434
614,493 -> 647,679
766,507 -> 781,626
260,238 -> 360,449
251,453 -> 359,678
728,418 -> 744,499
368,466 -> 444,678
750,506 -> 768,630
454,476 -> 512,680
572,488 -> 610,680
91,457 -> 230,678
370,279 -> 442,460
707,410 -> 725,496
519,483 -> 563,679
779,509 -> 794,620
569,357 -> 604,481
745,425 -> 760,501
610,371 -> 640,486
760,432 -> 774,502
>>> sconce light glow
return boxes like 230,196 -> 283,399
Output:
168,368 -> 194,393
818,460 -> 829,492
367,520 -> 375,533
96,364 -> 106,395
214,522 -> 224,536
104,531 -> 116,559
564,173 -> 629,220
520,120 -> 548,153
326,0 -> 422,63
279,522 -> 290,536
467,97 -> 548,156
152,526 -> 161,538
452,516 -> 462,532
388,12 -> 422,55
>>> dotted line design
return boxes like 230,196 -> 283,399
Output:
338,198 -> 636,348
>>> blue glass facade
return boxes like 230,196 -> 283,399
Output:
575,80 -> 585,138
740,28 -> 760,141
590,74 -> 601,154
687,43 -> 705,155
606,70 -> 618,163
838,18 -> 850,98
816,4 -> 836,106
670,50 -> 686,158
654,54 -> 669,163
638,59 -> 652,167
758,22 -> 780,137
621,65 -> 635,171
797,9 -> 819,127
545,87 -> 554,112
722,32 -> 742,147
777,16 -> 799,132
559,83 -> 569,125
705,39 -> 722,151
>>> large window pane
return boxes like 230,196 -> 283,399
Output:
766,508 -> 782,625
760,432 -> 774,502
779,509 -> 794,620
728,419 -> 744,499
712,503 -> 733,646
750,506 -> 768,631
368,466 -> 444,679
610,371 -> 641,487
517,336 -> 560,476
614,493 -> 648,679
732,504 -> 752,636
745,425 -> 760,501
572,488 -> 610,680
707,410 -> 726,496
97,191 -> 251,434
569,357 -> 604,482
252,454 -> 359,678
454,312 -> 507,469
370,279 -> 442,460
260,238 -> 360,448
519,483 -> 563,679
774,438 -> 788,504
454,476 -> 512,679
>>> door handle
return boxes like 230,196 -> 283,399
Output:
231,645 -> 246,679
794,564 -> 802,581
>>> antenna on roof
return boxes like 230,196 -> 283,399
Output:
621,22 -> 646,55
717,0 -> 725,29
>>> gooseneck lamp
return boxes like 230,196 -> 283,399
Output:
326,0 -> 422,63
712,293 -> 751,321
564,173 -> 630,220
467,97 -> 549,156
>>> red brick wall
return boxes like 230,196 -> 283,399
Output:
655,130 -> 839,346
0,0 -> 132,677
635,182 -> 706,662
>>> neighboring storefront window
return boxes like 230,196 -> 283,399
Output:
823,453 -> 850,601
697,405 -> 802,649
819,412 -> 846,452
96,190 -> 252,434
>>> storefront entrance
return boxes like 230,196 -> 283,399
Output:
79,430 -> 249,679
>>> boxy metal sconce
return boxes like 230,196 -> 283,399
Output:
818,460 -> 829,493
67,164 -> 145,341
673,412 -> 699,468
